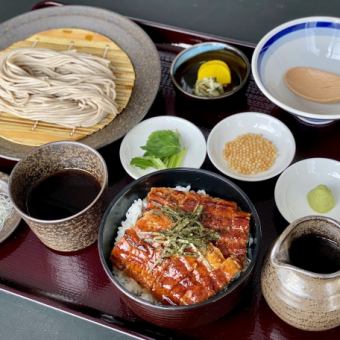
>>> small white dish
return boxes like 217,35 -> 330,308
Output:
0,171 -> 21,243
207,112 -> 296,181
274,158 -> 340,222
120,116 -> 207,179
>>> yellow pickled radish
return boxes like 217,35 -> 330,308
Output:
197,60 -> 231,85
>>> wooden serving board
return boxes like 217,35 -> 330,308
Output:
0,28 -> 135,146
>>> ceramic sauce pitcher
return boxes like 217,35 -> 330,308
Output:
261,215 -> 340,331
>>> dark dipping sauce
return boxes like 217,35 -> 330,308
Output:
174,50 -> 248,96
26,169 -> 101,220
289,234 -> 340,274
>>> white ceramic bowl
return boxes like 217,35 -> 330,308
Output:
274,158 -> 340,222
207,112 -> 295,182
252,16 -> 340,125
120,116 -> 206,179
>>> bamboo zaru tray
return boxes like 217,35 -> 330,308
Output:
0,28 -> 135,146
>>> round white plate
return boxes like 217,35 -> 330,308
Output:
275,158 -> 340,222
120,116 -> 207,179
207,112 -> 296,181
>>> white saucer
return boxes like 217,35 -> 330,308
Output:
207,112 -> 296,181
274,158 -> 340,222
120,116 -> 207,179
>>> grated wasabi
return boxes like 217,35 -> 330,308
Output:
307,184 -> 335,213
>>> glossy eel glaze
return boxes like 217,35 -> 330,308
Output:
111,187 -> 251,305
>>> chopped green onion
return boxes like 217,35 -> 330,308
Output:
141,205 -> 219,263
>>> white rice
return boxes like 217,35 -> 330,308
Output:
115,198 -> 146,243
114,196 -> 156,302
174,185 -> 191,192
113,267 -> 157,303
174,185 -> 206,196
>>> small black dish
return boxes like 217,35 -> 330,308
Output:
170,42 -> 250,101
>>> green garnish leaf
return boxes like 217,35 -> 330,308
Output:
164,148 -> 187,168
130,156 -> 166,170
142,205 -> 220,263
130,129 -> 186,170
140,130 -> 181,158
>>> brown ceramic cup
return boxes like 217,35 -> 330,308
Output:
9,141 -> 108,252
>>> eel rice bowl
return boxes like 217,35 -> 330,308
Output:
110,186 -> 251,306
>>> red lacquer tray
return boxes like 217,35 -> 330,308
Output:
0,14 -> 339,340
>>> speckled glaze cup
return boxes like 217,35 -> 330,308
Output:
9,141 -> 108,252
261,215 -> 340,331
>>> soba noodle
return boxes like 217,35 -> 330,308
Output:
0,48 -> 118,128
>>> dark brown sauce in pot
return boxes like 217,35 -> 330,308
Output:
288,234 -> 340,274
26,169 -> 101,220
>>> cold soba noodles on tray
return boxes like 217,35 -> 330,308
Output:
0,48 -> 118,128
0,28 -> 135,146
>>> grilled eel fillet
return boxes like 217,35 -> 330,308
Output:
111,187 -> 251,305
